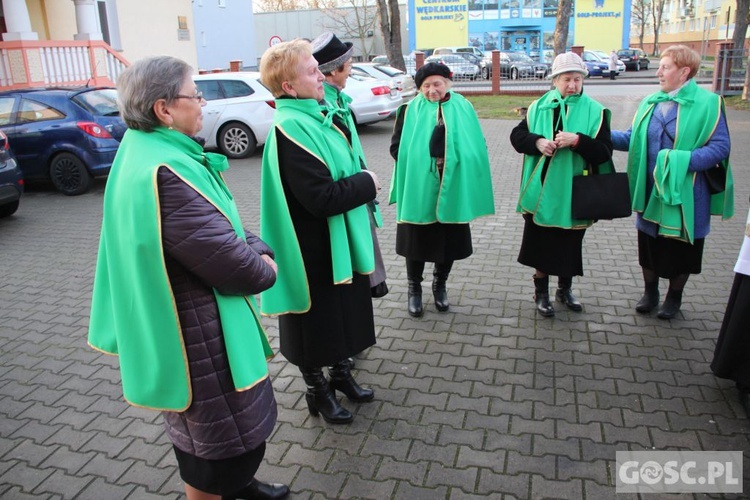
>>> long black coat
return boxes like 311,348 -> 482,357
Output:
274,125 -> 378,368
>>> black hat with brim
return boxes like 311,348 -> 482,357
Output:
312,32 -> 354,73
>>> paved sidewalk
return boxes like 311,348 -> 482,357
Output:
1,92 -> 749,499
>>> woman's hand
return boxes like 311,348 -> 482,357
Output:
535,138 -> 557,157
364,170 -> 381,193
554,131 -> 580,149
261,254 -> 278,275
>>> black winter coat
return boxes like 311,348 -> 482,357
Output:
274,124 -> 377,368
157,167 -> 278,461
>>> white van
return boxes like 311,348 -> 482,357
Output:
433,46 -> 485,58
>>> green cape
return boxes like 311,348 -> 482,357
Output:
260,98 -> 375,315
323,82 -> 383,227
389,92 -> 494,223
629,79 -> 734,243
517,89 -> 615,229
88,127 -> 272,411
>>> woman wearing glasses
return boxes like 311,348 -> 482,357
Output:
89,56 -> 288,500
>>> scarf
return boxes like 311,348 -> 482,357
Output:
88,127 -> 272,411
260,98 -> 375,315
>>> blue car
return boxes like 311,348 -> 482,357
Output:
0,87 -> 126,195
583,59 -> 609,78
0,129 -> 23,217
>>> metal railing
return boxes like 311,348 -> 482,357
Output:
713,47 -> 748,97
0,40 -> 129,90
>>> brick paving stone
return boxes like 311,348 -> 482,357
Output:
339,474 -> 397,499
35,469 -> 94,498
76,477 -> 135,500
531,475 -> 583,499
0,461 -> 55,494
116,459 -> 172,492
476,470 -> 530,498
4,438 -> 57,467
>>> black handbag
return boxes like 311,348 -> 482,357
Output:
704,165 -> 726,195
571,164 -> 632,220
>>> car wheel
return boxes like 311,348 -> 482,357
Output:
511,68 -> 518,80
218,122 -> 257,159
0,200 -> 19,218
482,67 -> 490,79
635,62 -> 640,72
49,152 -> 92,196
644,62 -> 649,70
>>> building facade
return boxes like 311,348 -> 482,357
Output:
193,0 -> 256,71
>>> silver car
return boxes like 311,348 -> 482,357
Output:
345,73 -> 403,125
425,54 -> 480,81
351,63 -> 417,102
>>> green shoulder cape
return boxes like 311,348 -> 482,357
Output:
88,127 -> 272,411
323,82 -> 383,227
389,92 -> 494,223
260,98 -> 375,315
517,89 -> 615,229
628,79 -> 734,243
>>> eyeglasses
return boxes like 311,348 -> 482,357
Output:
175,91 -> 204,102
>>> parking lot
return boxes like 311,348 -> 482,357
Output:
1,91 -> 749,498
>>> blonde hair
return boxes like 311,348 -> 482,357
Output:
260,39 -> 313,98
661,45 -> 701,80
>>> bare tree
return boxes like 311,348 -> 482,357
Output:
731,0 -> 749,56
376,0 -> 405,71
255,0 -> 335,13
650,0 -> 667,56
321,0 -> 379,60
632,0 -> 651,49
553,0 -> 573,56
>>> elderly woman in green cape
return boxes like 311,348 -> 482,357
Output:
389,62 -> 495,318
611,45 -> 733,320
259,39 -> 380,425
88,56 -> 288,500
510,52 -> 615,318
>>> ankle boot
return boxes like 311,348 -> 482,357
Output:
300,367 -> 353,424
555,276 -> 582,312
635,281 -> 659,313
328,361 -> 374,402
432,261 -> 453,312
533,275 -> 555,317
406,259 -> 425,318
657,288 -> 682,320
222,479 -> 290,500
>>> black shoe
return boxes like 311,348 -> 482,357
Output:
739,390 -> 750,417
408,291 -> 423,317
534,291 -> 555,317
555,288 -> 582,312
656,291 -> 682,320
432,282 -> 449,312
371,281 -> 389,298
222,479 -> 290,500
300,368 -> 353,424
635,291 -> 660,313
329,361 -> 375,402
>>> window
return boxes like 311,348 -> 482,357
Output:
710,15 -> 717,29
195,80 -> 223,101
73,89 -> 119,116
17,99 -> 64,123
221,80 -> 255,99
0,98 -> 15,126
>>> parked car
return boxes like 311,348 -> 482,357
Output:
433,46 -> 486,58
351,63 -> 417,101
193,72 -> 276,158
582,50 -> 625,77
617,48 -> 650,71
0,87 -> 126,195
499,52 -> 536,79
0,129 -> 23,217
345,73 -> 403,125
425,54 -> 481,80
456,52 -> 491,80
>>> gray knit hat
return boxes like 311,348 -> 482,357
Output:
549,52 -> 588,79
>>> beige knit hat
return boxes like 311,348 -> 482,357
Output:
549,52 -> 588,79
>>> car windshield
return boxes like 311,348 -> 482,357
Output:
74,88 -> 119,116
510,53 -> 533,62
373,65 -> 405,77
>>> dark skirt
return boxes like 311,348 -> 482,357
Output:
638,231 -> 704,278
517,213 -> 586,277
395,222 -> 472,263
279,272 -> 376,367
711,273 -> 750,389
173,442 -> 265,495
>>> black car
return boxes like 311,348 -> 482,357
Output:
0,87 -> 126,195
0,129 -> 23,218
617,48 -> 650,71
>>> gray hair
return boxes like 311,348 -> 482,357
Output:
117,56 -> 194,132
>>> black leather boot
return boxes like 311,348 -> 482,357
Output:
556,276 -> 582,312
222,479 -> 290,500
533,275 -> 554,317
657,288 -> 683,320
432,261 -> 453,312
300,367 -> 353,424
329,360 -> 374,402
635,281 -> 660,313
406,259 -> 425,318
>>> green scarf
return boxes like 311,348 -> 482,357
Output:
88,127 -> 272,411
517,89 -> 615,228
389,92 -> 494,223
323,82 -> 383,227
629,79 -> 734,243
260,98 -> 375,315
